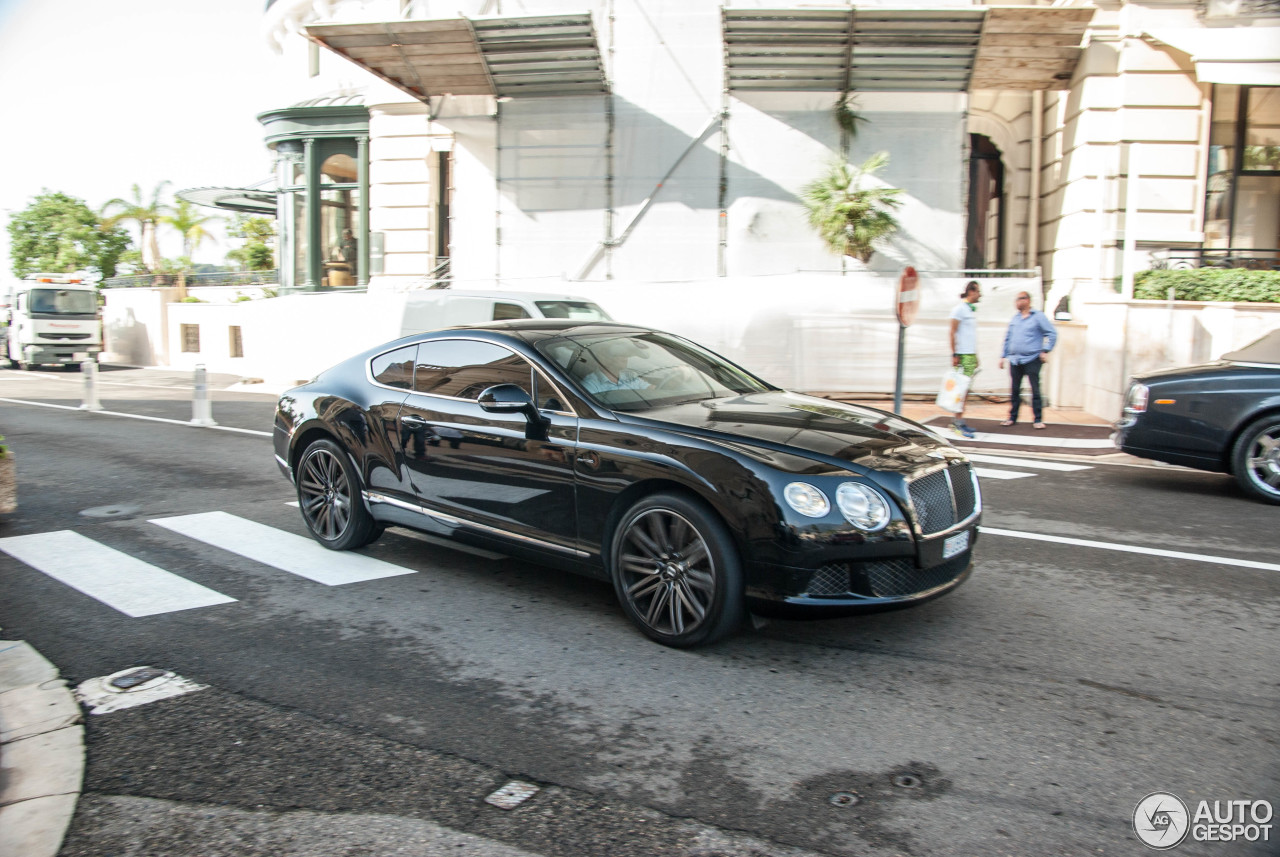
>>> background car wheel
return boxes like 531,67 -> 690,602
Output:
296,438 -> 382,549
1231,415 -> 1280,505
609,492 -> 744,647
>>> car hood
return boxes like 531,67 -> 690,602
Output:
620,391 -> 958,474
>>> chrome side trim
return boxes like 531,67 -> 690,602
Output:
275,454 -> 293,482
363,491 -> 589,558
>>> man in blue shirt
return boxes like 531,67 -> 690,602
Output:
998,291 -> 1057,429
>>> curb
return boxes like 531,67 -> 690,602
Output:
0,640 -> 83,857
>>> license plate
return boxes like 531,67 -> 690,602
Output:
943,530 -> 969,559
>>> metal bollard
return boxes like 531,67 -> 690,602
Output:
190,364 -> 218,426
80,360 -> 102,411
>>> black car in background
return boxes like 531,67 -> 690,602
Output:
274,321 -> 980,646
1116,329 -> 1280,504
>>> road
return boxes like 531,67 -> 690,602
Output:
1,366 -> 1276,857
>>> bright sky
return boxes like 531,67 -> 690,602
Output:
0,0 -> 291,271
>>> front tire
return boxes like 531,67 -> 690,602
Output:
1231,415 -> 1280,505
609,492 -> 744,647
296,438 -> 381,549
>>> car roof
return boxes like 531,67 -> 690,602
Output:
446,319 -> 655,340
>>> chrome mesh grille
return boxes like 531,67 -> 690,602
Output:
949,461 -> 977,520
908,462 -> 976,535
865,552 -> 969,598
807,563 -> 851,596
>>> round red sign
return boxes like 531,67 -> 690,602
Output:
896,266 -> 919,327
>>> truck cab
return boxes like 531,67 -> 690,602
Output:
6,275 -> 103,370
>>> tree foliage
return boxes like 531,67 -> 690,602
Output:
226,214 -> 276,271
800,152 -> 903,263
7,191 -> 133,279
1134,269 -> 1280,303
101,181 -> 172,271
163,199 -> 219,259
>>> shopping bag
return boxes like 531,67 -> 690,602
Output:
935,368 -> 971,413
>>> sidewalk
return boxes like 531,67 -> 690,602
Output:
821,393 -> 1121,458
0,639 -> 83,857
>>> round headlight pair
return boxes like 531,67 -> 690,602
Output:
783,481 -> 891,531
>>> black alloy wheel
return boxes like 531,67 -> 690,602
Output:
297,438 -> 382,549
610,492 -> 744,647
1232,415 -> 1280,505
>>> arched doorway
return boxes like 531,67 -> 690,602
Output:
966,134 -> 1005,270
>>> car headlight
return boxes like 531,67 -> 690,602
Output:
783,482 -> 830,518
836,482 -> 891,531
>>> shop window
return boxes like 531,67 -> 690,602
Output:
1205,85 -> 1280,252
181,324 -> 200,353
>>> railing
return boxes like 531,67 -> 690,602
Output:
1149,249 -> 1280,271
103,270 -> 281,289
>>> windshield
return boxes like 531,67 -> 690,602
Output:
537,331 -> 771,411
534,300 -> 612,321
28,288 -> 96,315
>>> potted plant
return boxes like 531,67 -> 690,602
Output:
0,434 -> 14,515
800,151 -> 903,264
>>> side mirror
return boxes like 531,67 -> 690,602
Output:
478,383 -> 535,414
478,384 -> 548,441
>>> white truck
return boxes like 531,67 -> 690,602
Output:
5,274 -> 102,370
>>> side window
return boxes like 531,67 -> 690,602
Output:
492,302 -> 532,321
413,339 -> 533,400
371,345 -> 417,390
534,369 -> 566,411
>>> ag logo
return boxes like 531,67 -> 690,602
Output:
1134,792 -> 1190,849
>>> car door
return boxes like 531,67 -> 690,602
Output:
394,337 -> 580,555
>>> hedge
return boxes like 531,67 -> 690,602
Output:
1133,268 -> 1280,303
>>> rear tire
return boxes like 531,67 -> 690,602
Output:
296,438 -> 382,549
1231,415 -> 1280,505
609,492 -> 744,647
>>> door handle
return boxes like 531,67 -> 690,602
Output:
401,415 -> 428,428
576,451 -> 600,469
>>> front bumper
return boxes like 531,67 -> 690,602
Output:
21,344 -> 100,364
743,522 -> 979,618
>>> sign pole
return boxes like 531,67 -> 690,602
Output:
894,266 -> 919,415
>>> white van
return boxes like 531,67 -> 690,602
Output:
398,290 -> 612,337
5,275 -> 102,370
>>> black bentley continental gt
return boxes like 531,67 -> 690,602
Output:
274,321 -> 980,646
1116,328 -> 1280,504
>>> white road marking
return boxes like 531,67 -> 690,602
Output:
964,430 -> 1113,449
972,467 -> 1035,480
966,454 -> 1091,472
76,668 -> 207,715
0,531 -> 237,617
981,527 -> 1280,572
0,397 -> 271,437
151,512 -> 415,585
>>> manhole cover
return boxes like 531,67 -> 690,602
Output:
80,504 -> 140,518
109,667 -> 170,690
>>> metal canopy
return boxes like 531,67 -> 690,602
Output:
723,6 -> 1092,93
305,14 -> 607,100
177,187 -> 277,215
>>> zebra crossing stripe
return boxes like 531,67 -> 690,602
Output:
0,531 -> 237,617
972,467 -> 1035,480
966,454 -> 1091,472
150,511 -> 415,586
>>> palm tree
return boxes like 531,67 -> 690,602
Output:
800,152 -> 903,264
164,199 -> 218,259
101,181 -> 172,271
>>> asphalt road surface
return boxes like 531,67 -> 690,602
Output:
1,366 -> 1276,857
